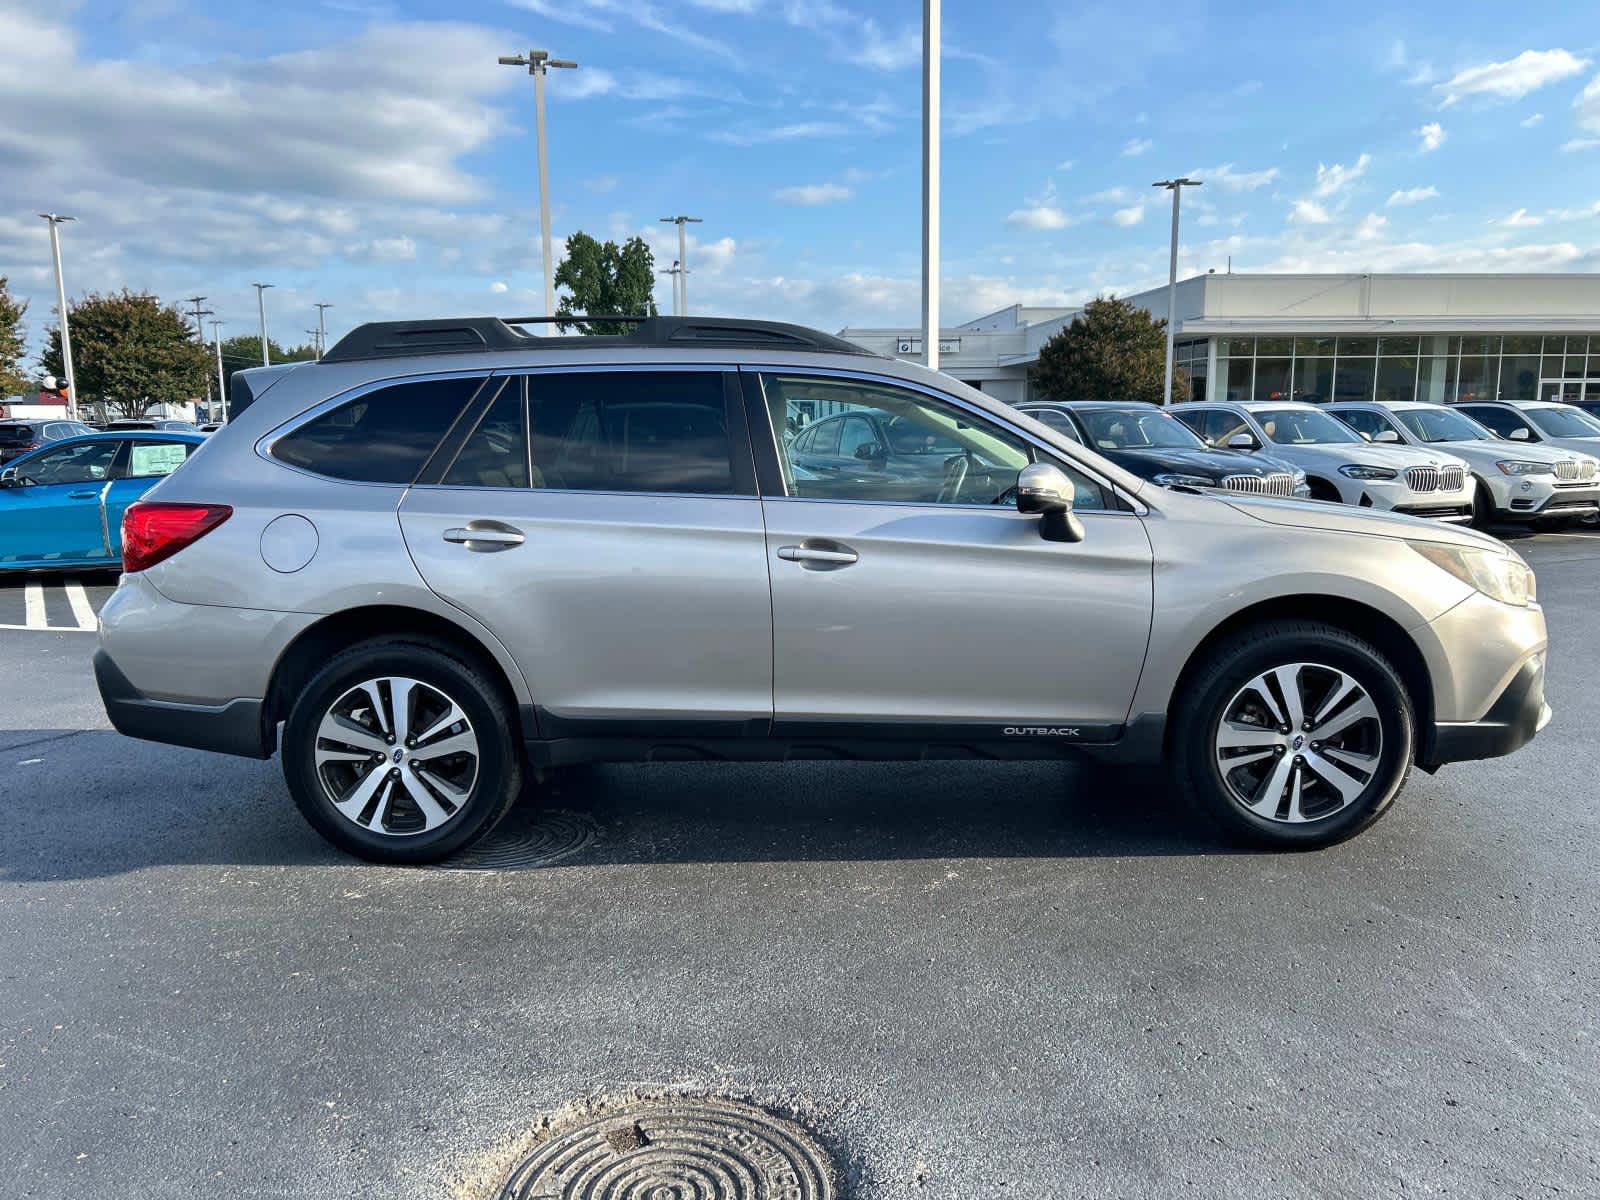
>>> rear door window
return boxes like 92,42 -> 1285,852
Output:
124,440 -> 197,479
528,370 -> 737,495
273,376 -> 486,483
444,383 -> 529,488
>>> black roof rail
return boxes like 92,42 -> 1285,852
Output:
319,314 -> 878,364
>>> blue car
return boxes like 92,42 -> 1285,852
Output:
0,431 -> 206,570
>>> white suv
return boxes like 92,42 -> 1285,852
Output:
1329,401 -> 1600,529
1173,401 -> 1475,522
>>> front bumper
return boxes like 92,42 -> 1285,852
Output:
1422,652 -> 1550,768
1357,478 -> 1474,522
1487,473 -> 1600,519
95,649 -> 272,759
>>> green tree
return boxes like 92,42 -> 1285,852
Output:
41,291 -> 212,419
553,232 -> 658,332
1028,297 -> 1190,405
0,277 -> 29,397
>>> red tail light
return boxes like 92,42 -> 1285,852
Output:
121,502 -> 232,573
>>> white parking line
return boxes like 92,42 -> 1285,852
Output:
65,581 -> 98,631
24,582 -> 45,630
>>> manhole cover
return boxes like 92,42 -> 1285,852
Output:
435,809 -> 597,871
496,1098 -> 837,1199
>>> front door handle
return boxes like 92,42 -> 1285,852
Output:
443,521 -> 525,551
69,490 -> 100,499
777,542 -> 859,568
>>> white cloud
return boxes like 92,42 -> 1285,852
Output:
1289,200 -> 1333,225
1311,153 -> 1371,197
1058,159 -> 1076,171
1387,186 -> 1440,206
1521,112 -> 1545,127
490,281 -> 509,294
710,121 -> 849,145
1354,213 -> 1388,241
1493,208 -> 1543,227
584,175 -> 621,194
1577,73 -> 1600,133
503,0 -> 614,33
1110,203 -> 1145,227
1187,163 -> 1280,192
775,182 -> 853,205
1006,206 -> 1071,231
1561,138 -> 1600,152
1417,121 -> 1446,152
1089,186 -> 1130,203
1438,48 -> 1589,107
1121,137 -> 1152,157
1546,201 -> 1600,220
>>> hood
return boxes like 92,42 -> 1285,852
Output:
1221,493 -> 1505,550
1431,438 -> 1577,466
1536,435 -> 1600,457
1093,445 -> 1297,481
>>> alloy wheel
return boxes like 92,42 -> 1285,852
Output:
312,676 -> 480,837
1213,662 -> 1384,824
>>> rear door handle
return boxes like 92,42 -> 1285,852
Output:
443,522 -> 525,550
777,543 -> 859,568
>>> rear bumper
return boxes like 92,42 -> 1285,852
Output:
94,649 -> 271,759
1423,652 -> 1550,768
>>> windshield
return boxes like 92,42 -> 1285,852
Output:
1075,408 -> 1207,451
1527,406 -> 1600,438
1253,407 -> 1364,446
1394,408 -> 1497,443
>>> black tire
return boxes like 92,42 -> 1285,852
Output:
1470,481 -> 1496,531
1533,514 -> 1580,532
1305,477 -> 1342,504
283,637 -> 523,864
1171,620 -> 1414,849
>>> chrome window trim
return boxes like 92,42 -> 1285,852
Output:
741,363 -> 1149,515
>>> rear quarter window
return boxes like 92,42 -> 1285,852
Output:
272,376 -> 485,483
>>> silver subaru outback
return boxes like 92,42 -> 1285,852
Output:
94,316 -> 1551,862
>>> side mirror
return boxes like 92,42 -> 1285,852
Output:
1510,427 -> 1531,441
1227,433 -> 1258,450
0,469 -> 17,489
854,442 -> 886,463
1357,430 -> 1373,442
1016,462 -> 1085,543
1374,429 -> 1400,443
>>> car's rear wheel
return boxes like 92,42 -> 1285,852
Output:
1172,621 -> 1413,848
283,639 -> 522,864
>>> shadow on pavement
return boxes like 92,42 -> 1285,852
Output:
0,729 -> 1237,881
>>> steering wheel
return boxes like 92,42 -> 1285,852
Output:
936,453 -> 971,504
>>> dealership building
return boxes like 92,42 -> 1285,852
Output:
839,273 -> 1600,409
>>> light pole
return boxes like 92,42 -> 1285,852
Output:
186,298 -> 213,417
314,302 -> 333,359
499,50 -> 578,318
922,0 -> 940,372
659,217 -> 703,315
661,261 -> 684,315
209,320 -> 227,423
252,282 -> 273,365
40,213 -> 79,420
1152,177 -> 1201,406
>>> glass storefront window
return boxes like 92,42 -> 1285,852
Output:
1337,336 -> 1377,356
1333,359 -> 1375,403
1420,335 -> 1453,356
1541,335 -> 1567,354
1294,357 -> 1334,403
1457,355 -> 1494,402
1255,337 -> 1293,356
1224,357 -> 1253,402
1459,336 -> 1498,356
1379,336 -> 1419,355
1502,335 -> 1541,355
1294,336 -> 1336,356
1563,355 -> 1588,379
1253,358 -> 1292,402
1375,357 -> 1418,403
1589,356 -> 1600,381
1223,337 -> 1255,357
1501,355 -> 1542,403
1417,357 -> 1457,403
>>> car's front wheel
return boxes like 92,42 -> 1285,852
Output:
1172,621 -> 1414,848
283,638 -> 523,863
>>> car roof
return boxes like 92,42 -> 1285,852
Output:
1329,400 -> 1444,411
52,430 -> 206,444
1020,400 -> 1171,412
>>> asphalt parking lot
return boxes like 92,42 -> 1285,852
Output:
3,531 -> 1598,1199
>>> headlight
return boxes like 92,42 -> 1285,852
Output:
1339,464 -> 1398,480
1291,469 -> 1307,485
1496,460 -> 1552,477
1409,541 -> 1537,607
1152,472 -> 1214,489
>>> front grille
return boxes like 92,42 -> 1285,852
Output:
1554,459 -> 1596,482
1439,465 -> 1465,491
1405,466 -> 1440,492
1223,472 -> 1298,497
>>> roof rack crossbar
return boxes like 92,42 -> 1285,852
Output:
320,315 -> 877,363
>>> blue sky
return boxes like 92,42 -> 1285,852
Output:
1,0 -> 1597,353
